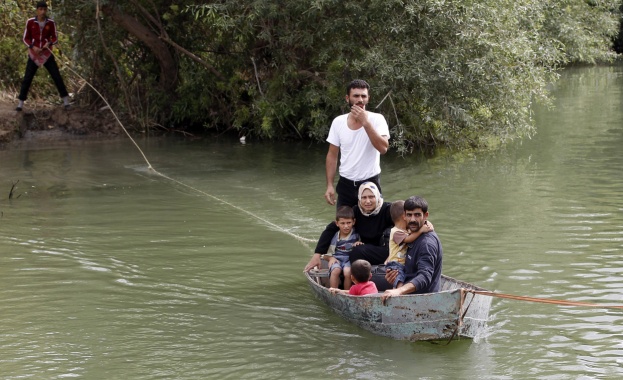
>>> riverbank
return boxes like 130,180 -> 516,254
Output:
0,95 -> 122,146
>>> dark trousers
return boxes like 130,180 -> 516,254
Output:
350,243 -> 389,266
18,55 -> 69,101
335,174 -> 382,209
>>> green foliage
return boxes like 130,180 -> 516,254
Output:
0,0 -> 26,90
0,0 -> 620,149
0,0 -> 67,99
178,0 -> 620,149
537,0 -> 620,64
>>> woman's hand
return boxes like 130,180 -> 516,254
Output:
304,254 -> 322,272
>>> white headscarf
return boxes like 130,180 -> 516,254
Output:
358,182 -> 384,216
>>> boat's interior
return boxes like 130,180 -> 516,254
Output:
308,263 -> 392,292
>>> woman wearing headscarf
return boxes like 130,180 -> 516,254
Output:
305,182 -> 393,271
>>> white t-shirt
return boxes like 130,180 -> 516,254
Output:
326,112 -> 390,181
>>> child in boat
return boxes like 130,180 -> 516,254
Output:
323,205 -> 360,290
385,200 -> 434,288
330,259 -> 378,295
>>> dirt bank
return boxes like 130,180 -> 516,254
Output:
0,97 -> 123,146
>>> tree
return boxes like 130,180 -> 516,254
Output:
2,0 -> 620,149
101,0 -> 178,94
181,0 -> 620,150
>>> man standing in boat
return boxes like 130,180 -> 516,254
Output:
324,79 -> 390,208
381,196 -> 442,300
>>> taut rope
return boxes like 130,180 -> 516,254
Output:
47,47 -> 316,247
467,289 -> 623,310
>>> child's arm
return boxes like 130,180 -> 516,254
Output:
329,287 -> 349,295
404,221 -> 434,243
322,254 -> 339,268
352,232 -> 363,246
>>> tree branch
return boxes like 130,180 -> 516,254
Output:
96,0 -> 133,117
102,1 -> 178,92
158,35 -> 224,80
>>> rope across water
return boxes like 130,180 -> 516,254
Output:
50,49 -> 317,248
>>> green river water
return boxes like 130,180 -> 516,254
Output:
1,65 -> 622,379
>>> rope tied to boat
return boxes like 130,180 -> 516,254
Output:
443,288 -> 477,345
466,289 -> 623,310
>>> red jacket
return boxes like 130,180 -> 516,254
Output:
22,16 -> 58,49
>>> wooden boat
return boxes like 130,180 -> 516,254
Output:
305,266 -> 492,342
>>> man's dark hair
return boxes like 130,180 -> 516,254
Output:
350,259 -> 372,283
390,200 -> 405,223
404,196 -> 428,213
336,205 -> 355,221
346,79 -> 370,95
36,1 -> 48,8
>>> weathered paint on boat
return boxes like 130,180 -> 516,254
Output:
305,271 -> 492,341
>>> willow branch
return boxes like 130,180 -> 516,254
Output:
129,0 -> 167,38
251,57 -> 264,97
159,36 -> 224,80
96,0 -> 133,116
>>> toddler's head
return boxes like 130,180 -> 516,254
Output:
350,259 -> 372,284
390,200 -> 406,228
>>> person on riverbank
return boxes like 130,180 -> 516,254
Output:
305,182 -> 393,272
329,259 -> 378,296
16,1 -> 70,112
323,206 -> 360,290
385,200 -> 434,289
324,79 -> 390,208
381,196 -> 442,301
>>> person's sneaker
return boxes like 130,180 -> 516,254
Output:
15,106 -> 22,112
64,104 -> 71,110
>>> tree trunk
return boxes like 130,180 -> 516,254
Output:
101,2 -> 178,94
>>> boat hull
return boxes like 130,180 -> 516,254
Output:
306,271 -> 491,341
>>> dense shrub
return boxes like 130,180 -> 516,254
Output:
1,0 -> 620,150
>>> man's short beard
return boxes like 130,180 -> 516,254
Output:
349,100 -> 365,108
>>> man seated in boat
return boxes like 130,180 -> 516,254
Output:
381,196 -> 443,301
386,200 -> 434,289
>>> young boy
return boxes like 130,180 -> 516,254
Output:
385,200 -> 434,288
16,1 -> 71,111
324,206 -> 360,290
329,259 -> 378,296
